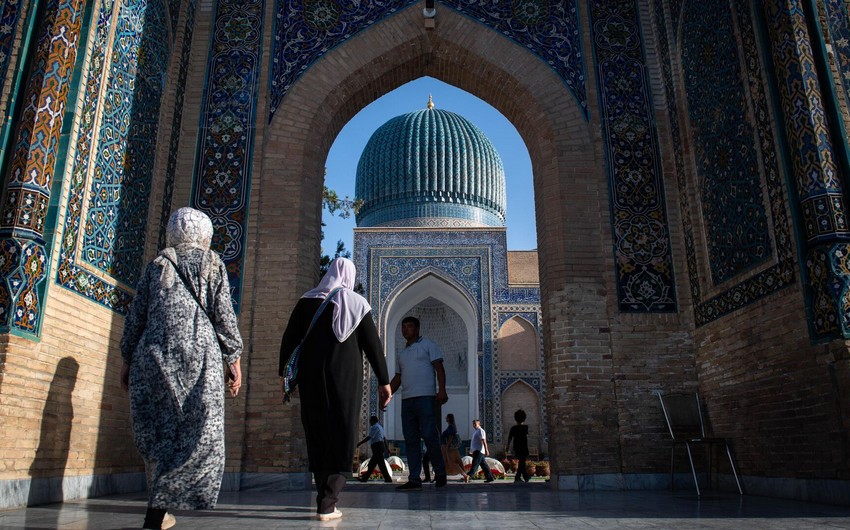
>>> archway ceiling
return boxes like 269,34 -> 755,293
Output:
269,0 -> 587,120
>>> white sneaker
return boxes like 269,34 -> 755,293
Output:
317,508 -> 342,521
161,512 -> 176,529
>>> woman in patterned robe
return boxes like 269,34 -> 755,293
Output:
120,207 -> 243,530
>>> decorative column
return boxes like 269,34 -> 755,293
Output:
0,0 -> 85,336
765,0 -> 850,339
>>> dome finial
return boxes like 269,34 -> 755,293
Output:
426,94 -> 434,110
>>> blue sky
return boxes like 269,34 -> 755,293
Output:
322,76 -> 537,257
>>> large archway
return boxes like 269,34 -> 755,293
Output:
249,4 -> 612,480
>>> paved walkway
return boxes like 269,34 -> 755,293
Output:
2,480 -> 849,529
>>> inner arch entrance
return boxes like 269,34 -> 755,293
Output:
254,4 -> 611,482
382,274 -> 479,441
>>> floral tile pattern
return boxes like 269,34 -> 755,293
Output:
589,0 -> 677,313
190,0 -> 264,313
270,0 -> 586,120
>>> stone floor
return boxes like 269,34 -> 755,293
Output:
2,479 -> 850,529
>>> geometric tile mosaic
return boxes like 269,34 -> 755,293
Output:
821,0 -> 850,132
270,0 -> 586,120
651,0 -> 795,326
57,0 -> 173,315
589,0 -> 678,313
765,0 -> 848,245
355,228 -> 544,443
81,0 -> 169,287
191,0 -> 264,313
0,0 -> 86,335
765,0 -> 848,338
0,0 -> 24,97
681,1 -> 772,284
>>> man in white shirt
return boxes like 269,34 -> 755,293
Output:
389,316 -> 448,489
469,419 -> 494,482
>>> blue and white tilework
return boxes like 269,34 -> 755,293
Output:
191,0 -> 264,313
651,0 -> 794,325
589,0 -> 677,313
355,228 -> 544,442
270,0 -> 586,120
57,0 -> 175,315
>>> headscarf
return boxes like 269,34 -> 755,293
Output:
155,207 -> 216,288
302,257 -> 371,342
165,207 -> 214,249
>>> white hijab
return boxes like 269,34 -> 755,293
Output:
302,257 -> 371,342
155,207 -> 216,288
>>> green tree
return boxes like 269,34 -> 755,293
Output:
320,180 -> 362,277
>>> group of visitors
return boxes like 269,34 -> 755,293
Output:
119,207 -> 530,528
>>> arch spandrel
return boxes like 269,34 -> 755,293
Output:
269,0 -> 588,121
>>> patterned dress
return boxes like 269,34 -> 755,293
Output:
121,246 -> 242,510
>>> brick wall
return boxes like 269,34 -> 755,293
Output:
3,0 -> 847,498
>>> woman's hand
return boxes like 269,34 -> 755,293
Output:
120,362 -> 130,392
227,359 -> 242,397
378,384 -> 392,410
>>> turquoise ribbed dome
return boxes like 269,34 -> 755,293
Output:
354,105 -> 506,228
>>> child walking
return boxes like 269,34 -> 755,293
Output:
505,409 -> 531,483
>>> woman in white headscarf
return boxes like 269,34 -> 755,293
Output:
280,257 -> 391,521
120,207 -> 243,530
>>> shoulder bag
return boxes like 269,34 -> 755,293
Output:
281,287 -> 342,402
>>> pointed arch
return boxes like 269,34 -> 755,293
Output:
501,380 -> 541,455
382,271 -> 479,440
497,315 -> 539,371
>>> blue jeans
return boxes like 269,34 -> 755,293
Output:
401,396 -> 445,484
470,450 -> 494,480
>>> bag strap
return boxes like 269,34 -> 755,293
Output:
300,287 -> 342,344
161,254 -> 227,354
281,287 -> 342,402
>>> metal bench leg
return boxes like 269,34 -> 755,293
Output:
724,442 -> 743,495
670,445 -> 676,491
685,442 -> 701,496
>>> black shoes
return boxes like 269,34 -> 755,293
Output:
396,482 -> 422,490
485,477 -> 494,483
435,474 -> 447,487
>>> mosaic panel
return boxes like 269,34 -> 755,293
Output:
270,0 -> 586,120
806,245 -> 843,335
56,0 -> 175,314
589,0 -> 677,313
681,2 -> 772,284
766,0 -> 848,244
82,0 -> 170,287
765,0 -> 850,337
2,0 -> 86,237
652,0 -> 795,325
159,0 -> 197,249
822,0 -> 850,125
0,0 -> 24,94
191,0 -> 264,313
0,0 -> 85,335
355,228 -> 546,445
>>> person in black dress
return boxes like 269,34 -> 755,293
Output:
280,258 -> 392,521
505,409 -> 531,483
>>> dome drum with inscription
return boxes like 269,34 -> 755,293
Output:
355,97 -> 507,228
